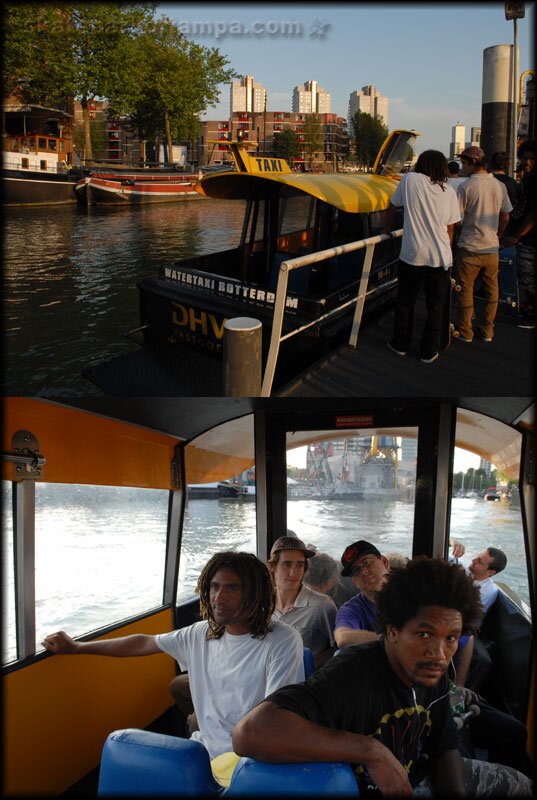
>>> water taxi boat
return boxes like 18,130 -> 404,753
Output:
75,171 -> 203,205
121,130 -> 417,391
2,396 -> 534,795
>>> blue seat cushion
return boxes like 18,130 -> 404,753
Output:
227,757 -> 359,796
98,728 -> 221,796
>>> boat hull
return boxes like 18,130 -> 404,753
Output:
76,174 -> 203,205
2,169 -> 78,206
137,245 -> 399,386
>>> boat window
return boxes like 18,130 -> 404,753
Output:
21,159 -> 29,169
5,483 -> 169,661
278,196 -> 314,235
2,482 -> 16,665
38,138 -> 46,149
286,431 -> 417,566
178,484 -> 257,603
40,160 -> 47,171
449,435 -> 530,614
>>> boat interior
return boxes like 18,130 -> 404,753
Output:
2,396 -> 534,796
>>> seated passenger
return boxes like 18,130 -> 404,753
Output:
334,539 -> 463,649
452,546 -> 507,692
233,557 -> 534,796
303,551 -> 356,608
467,546 -> 506,616
268,534 -> 337,668
42,551 -> 304,762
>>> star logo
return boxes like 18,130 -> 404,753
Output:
308,18 -> 331,39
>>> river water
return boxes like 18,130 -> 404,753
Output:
2,488 -> 530,665
3,200 -> 247,395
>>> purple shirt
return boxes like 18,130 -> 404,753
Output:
335,589 -> 469,650
335,592 -> 378,632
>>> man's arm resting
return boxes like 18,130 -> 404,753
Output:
42,631 -> 161,657
428,749 -> 467,796
334,626 -> 380,648
232,701 -> 412,796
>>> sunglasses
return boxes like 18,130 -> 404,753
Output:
350,557 -> 377,576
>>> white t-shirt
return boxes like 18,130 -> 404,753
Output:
156,619 -> 304,759
390,172 -> 461,267
447,176 -> 467,191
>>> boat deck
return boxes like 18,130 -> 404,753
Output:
83,297 -> 534,397
277,298 -> 535,397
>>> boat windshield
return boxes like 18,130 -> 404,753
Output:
377,133 -> 417,176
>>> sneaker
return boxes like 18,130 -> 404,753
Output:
517,316 -> 536,329
420,352 -> 439,364
387,340 -> 406,356
476,329 -> 493,342
452,330 -> 473,342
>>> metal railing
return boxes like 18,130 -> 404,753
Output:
260,229 -> 403,396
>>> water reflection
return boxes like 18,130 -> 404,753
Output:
3,199 -> 246,394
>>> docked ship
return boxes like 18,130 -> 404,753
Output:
303,436 -> 401,499
75,170 -> 203,205
2,103 -> 79,206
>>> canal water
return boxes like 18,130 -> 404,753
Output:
3,200 -> 247,395
2,487 -> 530,665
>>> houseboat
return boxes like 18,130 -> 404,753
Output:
2,396 -> 534,795
75,170 -> 203,205
2,103 -> 78,206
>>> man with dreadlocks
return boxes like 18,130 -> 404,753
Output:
382,150 -> 461,363
233,557 -> 533,797
42,551 -> 304,762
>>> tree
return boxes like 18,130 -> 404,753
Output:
4,4 -> 156,161
302,114 -> 324,171
352,111 -> 389,170
273,129 -> 300,165
123,15 -> 236,164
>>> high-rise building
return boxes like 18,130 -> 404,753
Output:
230,75 -> 267,115
468,127 -> 482,147
292,80 -> 331,114
450,122 -> 466,159
347,85 -> 389,132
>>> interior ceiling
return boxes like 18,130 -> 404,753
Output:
58,398 -> 533,478
57,397 -> 534,444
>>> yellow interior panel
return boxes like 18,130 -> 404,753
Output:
185,445 -> 254,484
3,398 -> 180,489
3,609 -> 176,796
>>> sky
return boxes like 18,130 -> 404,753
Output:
157,2 -> 534,155
287,445 -> 480,471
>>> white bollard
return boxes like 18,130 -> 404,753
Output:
223,317 -> 262,396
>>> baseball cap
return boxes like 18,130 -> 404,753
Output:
270,535 -> 316,559
459,146 -> 485,161
340,540 -> 381,576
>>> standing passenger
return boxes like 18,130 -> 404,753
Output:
489,151 -> 520,207
447,160 -> 467,191
502,139 -> 536,329
382,150 -> 461,363
454,146 -> 512,343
